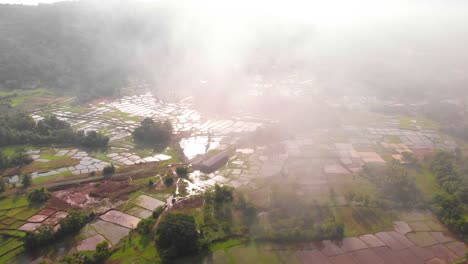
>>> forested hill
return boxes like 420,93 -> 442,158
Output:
0,1 -> 170,100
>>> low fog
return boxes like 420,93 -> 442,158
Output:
2,0 -> 468,101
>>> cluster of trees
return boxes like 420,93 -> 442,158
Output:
421,102 -> 468,142
27,188 -> 50,203
202,185 -> 234,235
132,118 -> 172,149
152,205 -> 164,219
0,3 -> 134,101
24,211 -> 94,250
0,113 -> 109,150
76,130 -> 109,149
22,173 -> 31,188
136,205 -> 165,235
429,151 -> 468,241
0,149 -> 32,170
259,185 -> 344,242
136,217 -> 155,235
134,186 -> 252,262
360,161 -> 423,208
60,241 -> 110,264
344,191 -> 371,206
235,194 -> 257,226
156,213 -> 200,262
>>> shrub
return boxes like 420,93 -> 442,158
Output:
163,176 -> 174,187
148,179 -> 154,187
176,166 -> 188,178
24,225 -> 54,250
136,218 -> 155,235
103,164 -> 115,176
57,211 -> 93,237
21,173 -> 32,188
152,206 -> 164,219
93,241 -> 110,262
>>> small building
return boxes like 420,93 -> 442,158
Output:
199,151 -> 229,173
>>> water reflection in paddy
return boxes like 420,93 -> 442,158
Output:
182,170 -> 210,195
179,135 -> 221,160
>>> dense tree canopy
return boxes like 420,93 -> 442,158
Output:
361,161 -> 422,208
132,118 -> 172,148
429,151 -> 468,241
27,188 -> 50,203
0,113 -> 109,150
156,213 -> 199,260
0,150 -> 32,170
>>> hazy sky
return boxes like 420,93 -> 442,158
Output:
0,0 -> 60,4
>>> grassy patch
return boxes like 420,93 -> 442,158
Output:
0,238 -> 23,255
4,207 -> 27,218
2,147 -> 24,158
0,88 -> 55,108
109,232 -> 160,264
219,244 -> 284,264
385,135 -> 402,144
0,230 -> 25,238
333,206 -> 397,237
0,240 -> 24,263
14,206 -> 43,221
111,137 -> 136,149
209,238 -> 246,252
39,154 -> 71,161
0,197 -> 29,210
32,170 -> 73,184
409,167 -> 441,201
91,152 -> 111,163
329,173 -> 378,201
62,106 -> 90,114
159,147 -> 181,166
102,107 -> 141,123
21,157 -> 79,174
399,116 -> 414,129
133,148 -> 154,159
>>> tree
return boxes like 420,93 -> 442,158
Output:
79,130 -> 109,149
156,213 -> 199,260
24,225 -> 54,250
21,173 -> 32,188
57,211 -> 92,236
176,166 -> 188,178
103,164 -> 115,176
